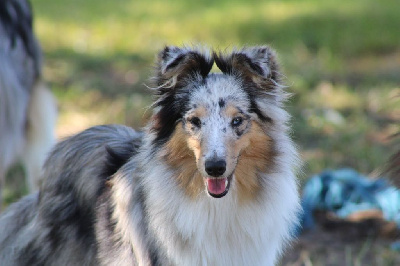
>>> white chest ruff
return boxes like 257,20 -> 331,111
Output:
143,167 -> 300,266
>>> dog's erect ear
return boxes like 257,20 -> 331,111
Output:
153,46 -> 214,90
150,46 -> 213,146
214,46 -> 282,91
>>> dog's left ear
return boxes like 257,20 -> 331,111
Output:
153,46 -> 214,91
214,46 -> 282,92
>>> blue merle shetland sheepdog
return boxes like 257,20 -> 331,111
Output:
0,45 -> 301,265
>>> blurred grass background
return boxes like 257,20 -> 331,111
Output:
5,0 -> 400,264
31,0 -> 399,178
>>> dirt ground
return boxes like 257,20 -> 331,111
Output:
281,211 -> 400,266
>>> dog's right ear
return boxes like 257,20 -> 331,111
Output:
150,46 -> 213,146
152,46 -> 213,91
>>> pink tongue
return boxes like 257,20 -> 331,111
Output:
206,178 -> 227,195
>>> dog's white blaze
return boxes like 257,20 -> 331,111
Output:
189,76 -> 250,177
203,125 -> 226,160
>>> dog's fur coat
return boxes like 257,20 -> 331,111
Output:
0,0 -> 57,204
0,45 -> 301,265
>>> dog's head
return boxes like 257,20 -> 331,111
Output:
150,45 -> 287,201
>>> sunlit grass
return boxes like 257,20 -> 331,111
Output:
34,0 -> 400,56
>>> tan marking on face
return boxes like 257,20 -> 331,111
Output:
185,105 -> 207,162
191,105 -> 207,119
233,121 -> 275,203
225,104 -> 240,117
164,123 -> 204,198
186,136 -> 201,162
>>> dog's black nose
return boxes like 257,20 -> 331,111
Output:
205,160 -> 226,177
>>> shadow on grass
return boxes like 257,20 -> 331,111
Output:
45,49 -> 151,97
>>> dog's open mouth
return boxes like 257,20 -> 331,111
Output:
205,175 -> 232,198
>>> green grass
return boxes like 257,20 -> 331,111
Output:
30,0 -> 399,177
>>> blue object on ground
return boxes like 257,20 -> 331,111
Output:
301,168 -> 400,230
390,240 -> 400,251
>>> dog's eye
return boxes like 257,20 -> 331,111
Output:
231,117 -> 243,127
189,117 -> 201,128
